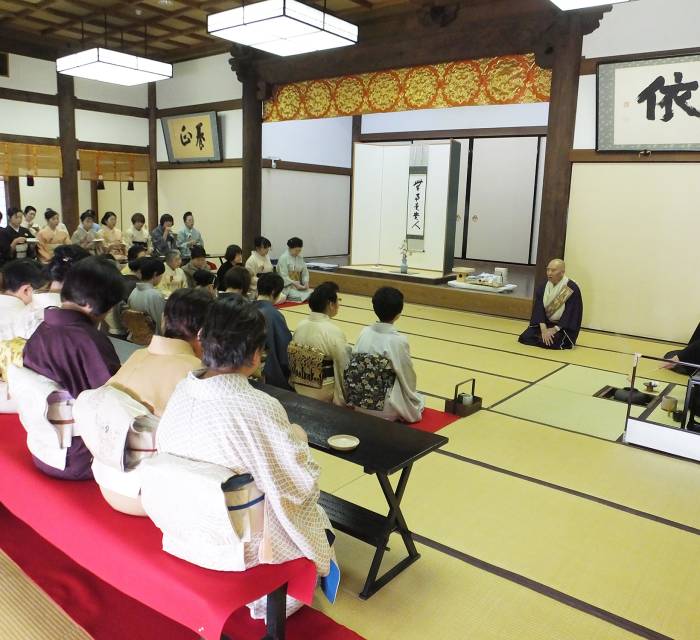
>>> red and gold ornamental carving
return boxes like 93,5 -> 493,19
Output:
263,53 -> 551,122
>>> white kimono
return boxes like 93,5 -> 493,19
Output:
156,372 -> 333,576
276,250 -> 311,302
0,295 -> 42,341
354,323 -> 424,423
292,312 -> 351,406
245,251 -> 273,288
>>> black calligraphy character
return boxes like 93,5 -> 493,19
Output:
637,72 -> 700,122
195,122 -> 206,151
179,125 -> 193,146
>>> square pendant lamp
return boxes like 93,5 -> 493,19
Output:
207,0 -> 358,57
550,0 -> 630,9
56,48 -> 172,86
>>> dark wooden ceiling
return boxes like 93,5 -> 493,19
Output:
0,0 -> 423,63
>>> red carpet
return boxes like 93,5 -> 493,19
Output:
0,413 -> 364,640
408,407 -> 460,433
0,507 -> 362,640
276,300 -> 308,309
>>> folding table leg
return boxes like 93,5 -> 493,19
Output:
262,583 -> 288,640
359,465 -> 421,599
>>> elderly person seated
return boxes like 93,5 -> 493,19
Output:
518,259 -> 583,350
20,257 -> 123,479
71,210 -> 101,254
254,273 -> 293,390
154,296 -> 333,620
193,269 -> 216,297
349,286 -> 424,423
110,288 -> 212,417
182,245 -> 209,288
290,281 -> 350,406
158,250 -> 187,296
277,236 -> 311,303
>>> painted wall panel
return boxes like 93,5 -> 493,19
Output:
262,169 -> 350,258
566,163 -> 700,342
158,168 -> 242,255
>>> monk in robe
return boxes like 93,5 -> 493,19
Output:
518,259 -> 583,350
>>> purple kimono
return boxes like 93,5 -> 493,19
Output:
22,307 -> 121,480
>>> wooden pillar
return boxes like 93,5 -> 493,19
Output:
348,115 -> 362,258
147,82 -> 159,231
90,180 -> 99,214
534,13 -> 583,283
240,72 -> 262,258
57,74 -> 79,233
4,176 -> 20,211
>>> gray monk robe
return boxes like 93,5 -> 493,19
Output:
519,276 -> 583,350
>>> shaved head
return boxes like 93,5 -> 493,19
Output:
546,258 -> 566,284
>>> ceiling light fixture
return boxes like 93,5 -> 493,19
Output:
207,0 -> 358,57
56,17 -> 172,86
549,0 -> 630,9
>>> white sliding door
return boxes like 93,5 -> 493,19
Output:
465,137 -> 539,263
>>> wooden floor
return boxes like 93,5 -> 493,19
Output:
282,294 -> 698,640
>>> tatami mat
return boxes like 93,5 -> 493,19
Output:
333,454 -> 700,640
440,410 -> 700,530
0,550 -> 90,640
315,532 -> 638,640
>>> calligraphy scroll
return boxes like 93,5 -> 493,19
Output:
406,168 -> 427,240
161,111 -> 222,163
598,54 -> 700,151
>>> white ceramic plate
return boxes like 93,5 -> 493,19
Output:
327,434 -> 360,452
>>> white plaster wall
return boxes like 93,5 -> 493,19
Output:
75,110 -> 148,146
19,178 -> 61,221
0,100 -> 58,138
156,54 -> 241,109
583,0 -> 700,59
263,117 -> 353,168
0,54 -> 56,94
74,78 -> 148,107
361,103 -> 549,134
262,169 -> 350,258
573,75 -> 597,149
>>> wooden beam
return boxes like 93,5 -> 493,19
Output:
240,68 -> 262,259
157,99 -> 243,118
0,133 -> 59,146
57,73 -> 79,233
156,159 -> 244,170
76,141 -> 149,154
580,45 -> 700,75
349,115 -> 362,258
534,13 -> 583,284
359,126 -> 549,143
148,83 -> 159,232
0,87 -> 57,106
75,98 -> 148,119
243,7 -> 560,85
261,160 -> 351,176
4,177 -> 21,210
570,149 -> 700,163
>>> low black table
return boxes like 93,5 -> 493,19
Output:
254,382 -> 448,599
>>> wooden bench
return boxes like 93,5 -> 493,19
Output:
253,382 -> 448,599
0,413 -> 316,640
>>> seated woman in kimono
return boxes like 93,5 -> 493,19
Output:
32,244 -> 90,312
157,250 -> 187,296
244,235 -> 273,290
36,209 -> 70,264
254,273 -> 293,390
518,259 -> 583,350
21,257 -> 124,479
350,286 -> 424,423
156,296 -> 333,619
216,244 -> 243,292
110,288 -> 212,417
277,237 -> 311,303
290,282 -> 350,406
